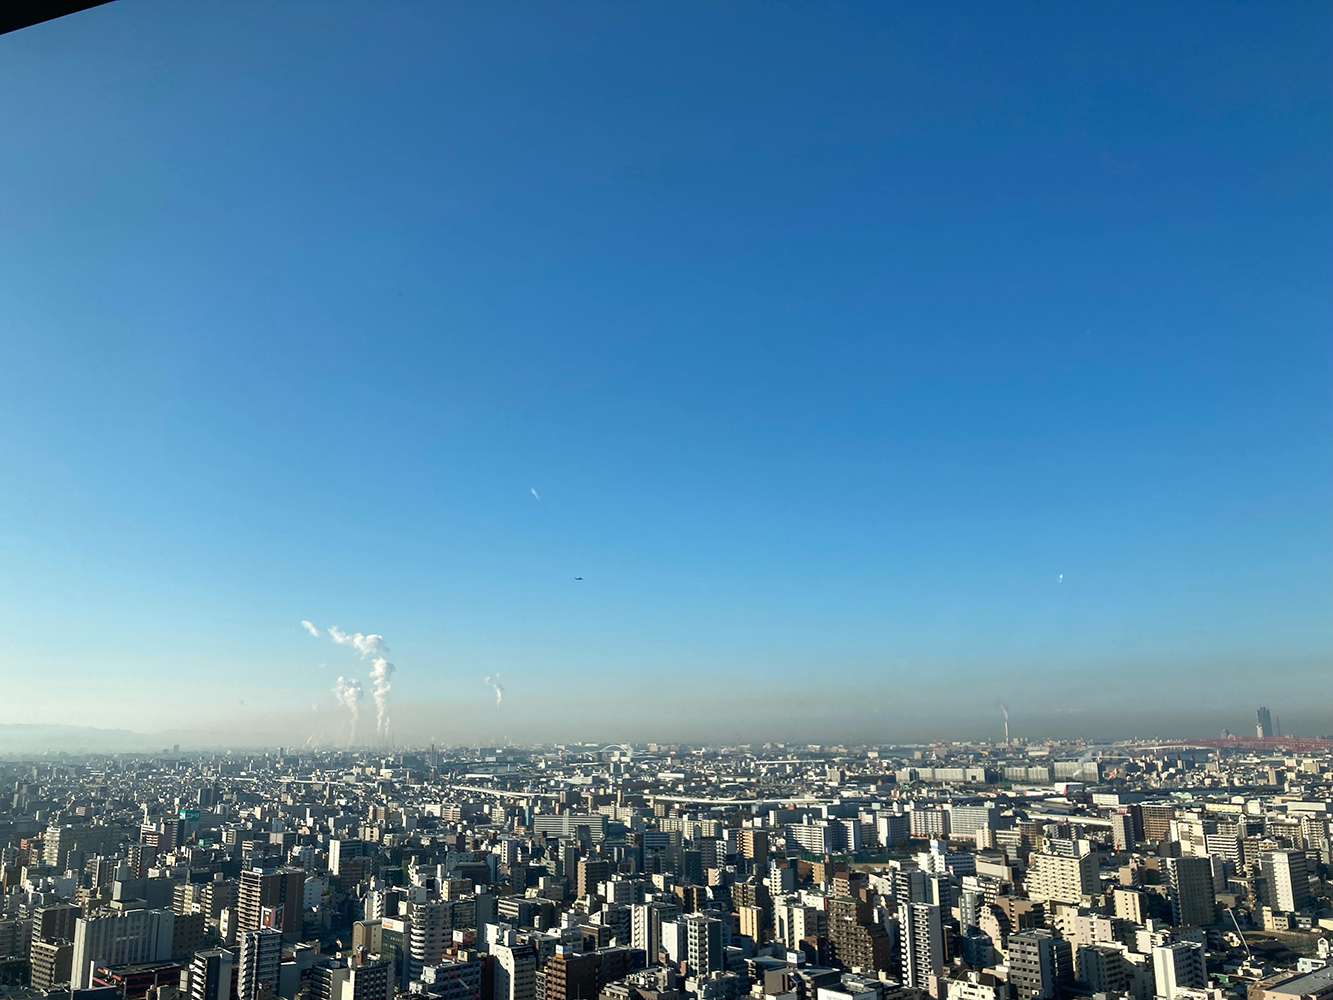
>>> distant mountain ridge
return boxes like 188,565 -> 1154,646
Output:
0,723 -> 206,752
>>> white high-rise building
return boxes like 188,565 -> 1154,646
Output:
659,920 -> 686,965
408,899 -> 474,980
631,901 -> 678,962
785,821 -> 837,855
491,932 -> 536,1000
1260,851 -> 1311,913
898,902 -> 943,990
1152,942 -> 1206,1000
774,900 -> 825,950
71,909 -> 175,989
766,864 -> 796,897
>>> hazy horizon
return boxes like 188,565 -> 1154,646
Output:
1,696 -> 1328,754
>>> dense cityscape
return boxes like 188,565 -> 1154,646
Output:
1,711 -> 1331,1000
2,11 -> 1328,1000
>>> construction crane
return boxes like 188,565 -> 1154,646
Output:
1226,906 -> 1252,960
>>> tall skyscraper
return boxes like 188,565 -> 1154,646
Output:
1164,857 -> 1215,927
1260,851 -> 1311,914
894,868 -> 928,905
237,929 -> 282,1000
766,863 -> 797,897
897,902 -> 943,990
1256,707 -> 1273,738
238,868 -> 306,942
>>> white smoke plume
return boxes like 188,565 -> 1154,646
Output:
321,626 -> 395,739
485,674 -> 504,706
332,676 -> 363,743
369,657 -> 396,738
327,626 -> 388,658
304,622 -> 397,741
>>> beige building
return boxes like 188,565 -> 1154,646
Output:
1026,852 -> 1098,906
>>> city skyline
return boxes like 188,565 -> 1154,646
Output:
2,732 -> 1331,1000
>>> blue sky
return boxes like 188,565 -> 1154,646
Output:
1,2 -> 1329,745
